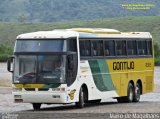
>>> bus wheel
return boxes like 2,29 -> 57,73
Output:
75,87 -> 85,108
125,83 -> 134,102
133,83 -> 141,102
32,103 -> 41,110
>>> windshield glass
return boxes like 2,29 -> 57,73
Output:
14,55 -> 66,84
15,39 -> 66,53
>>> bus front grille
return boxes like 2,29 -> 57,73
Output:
24,88 -> 49,91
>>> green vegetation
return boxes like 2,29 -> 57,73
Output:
0,43 -> 12,62
0,16 -> 160,64
0,0 -> 159,22
154,44 -> 160,66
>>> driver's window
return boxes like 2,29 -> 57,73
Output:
66,54 -> 77,86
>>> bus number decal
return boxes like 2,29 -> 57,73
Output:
145,63 -> 151,67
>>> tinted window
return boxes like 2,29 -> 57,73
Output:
15,40 -> 65,53
97,41 -> 104,56
137,40 -> 147,55
116,40 -> 126,56
79,40 -> 91,56
79,40 -> 85,56
147,40 -> 152,55
104,40 -> 115,56
127,40 -> 137,55
67,39 -> 77,52
85,40 -> 91,56
91,41 -> 98,56
91,40 -> 104,56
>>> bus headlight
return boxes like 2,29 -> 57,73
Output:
52,88 -> 65,91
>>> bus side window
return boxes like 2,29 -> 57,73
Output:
104,40 -> 115,56
127,40 -> 137,56
137,40 -> 147,55
91,40 -> 104,56
116,40 -> 126,56
91,41 -> 98,56
67,39 -> 77,52
79,40 -> 91,57
79,40 -> 85,56
147,40 -> 152,55
85,40 -> 91,56
97,41 -> 104,56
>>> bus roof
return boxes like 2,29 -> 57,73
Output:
17,28 -> 152,39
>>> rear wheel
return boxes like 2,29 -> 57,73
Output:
133,83 -> 141,102
32,103 -> 41,110
125,83 -> 134,102
117,83 -> 134,103
76,88 -> 85,108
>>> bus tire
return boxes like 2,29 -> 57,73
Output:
133,83 -> 141,102
125,83 -> 134,103
75,87 -> 85,108
32,103 -> 41,110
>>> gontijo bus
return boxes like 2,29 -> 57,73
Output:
7,28 -> 154,110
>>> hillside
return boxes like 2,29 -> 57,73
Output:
0,16 -> 160,63
0,16 -> 160,46
0,0 -> 160,22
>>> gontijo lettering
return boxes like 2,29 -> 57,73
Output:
113,61 -> 134,70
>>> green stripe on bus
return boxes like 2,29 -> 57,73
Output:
89,60 -> 115,91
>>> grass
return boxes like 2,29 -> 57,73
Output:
155,58 -> 160,66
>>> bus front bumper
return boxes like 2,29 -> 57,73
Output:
13,91 -> 68,104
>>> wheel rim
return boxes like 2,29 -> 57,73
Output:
136,86 -> 140,100
129,87 -> 133,101
81,90 -> 84,106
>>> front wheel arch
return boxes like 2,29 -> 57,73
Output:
75,84 -> 88,108
81,84 -> 88,102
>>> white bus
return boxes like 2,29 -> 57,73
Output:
7,28 -> 154,110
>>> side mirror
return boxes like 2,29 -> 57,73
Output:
7,57 -> 14,73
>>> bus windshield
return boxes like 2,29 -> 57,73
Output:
15,39 -> 66,53
14,55 -> 66,84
